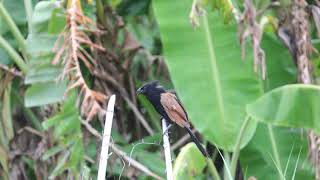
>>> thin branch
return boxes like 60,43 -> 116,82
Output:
81,119 -> 163,180
93,71 -> 155,135
23,0 -> 33,34
17,126 -> 45,138
123,96 -> 154,135
171,129 -> 196,151
12,89 -> 43,131
84,155 -> 95,164
230,116 -> 250,178
0,35 -> 27,74
97,95 -> 116,180
268,124 -> 285,180
0,64 -> 23,77
207,158 -> 221,180
0,3 -> 27,58
162,119 -> 173,180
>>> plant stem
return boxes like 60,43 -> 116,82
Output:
230,116 -> 250,178
12,90 -> 42,130
96,0 -> 107,27
0,35 -> 28,73
223,152 -> 232,180
207,158 -> 221,180
162,119 -> 173,180
268,124 -> 285,180
23,0 -> 33,34
2,83 -> 14,141
0,3 -> 27,58
97,95 -> 116,180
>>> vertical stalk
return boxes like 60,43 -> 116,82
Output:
162,119 -> 173,180
96,0 -> 107,27
230,116 -> 250,178
207,158 -> 221,180
0,3 -> 27,58
12,90 -> 42,130
268,124 -> 285,180
23,0 -> 33,34
223,152 -> 232,180
2,83 -> 14,141
97,95 -> 116,180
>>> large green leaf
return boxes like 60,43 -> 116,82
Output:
173,143 -> 206,180
31,1 -> 59,34
240,34 -> 314,179
25,81 -> 67,107
247,84 -> 320,133
261,35 -> 296,91
42,91 -> 84,178
153,0 -> 261,151
24,1 -> 66,107
240,124 -> 314,180
0,0 -> 27,35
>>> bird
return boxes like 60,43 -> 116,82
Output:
137,81 -> 208,157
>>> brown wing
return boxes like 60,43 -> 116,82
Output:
160,92 -> 190,128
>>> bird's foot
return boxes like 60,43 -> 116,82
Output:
162,124 -> 173,136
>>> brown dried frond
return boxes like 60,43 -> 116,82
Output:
291,0 -> 313,84
52,0 -> 107,121
238,0 -> 266,79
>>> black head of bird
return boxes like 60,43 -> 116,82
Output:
137,81 -> 165,97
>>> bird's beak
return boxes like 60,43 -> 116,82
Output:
136,87 -> 143,95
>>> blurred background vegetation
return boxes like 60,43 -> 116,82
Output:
1,0 -> 320,179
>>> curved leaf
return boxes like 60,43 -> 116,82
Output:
173,143 -> 206,179
153,0 -> 261,150
239,33 -> 316,180
240,124 -> 314,180
247,84 -> 320,133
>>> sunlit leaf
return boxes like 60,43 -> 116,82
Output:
173,143 -> 206,179
240,125 -> 314,180
25,81 -> 67,107
153,0 -> 261,151
247,84 -> 320,132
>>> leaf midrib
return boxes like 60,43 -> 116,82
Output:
202,15 -> 226,129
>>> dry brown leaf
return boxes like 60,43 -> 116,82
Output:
52,0 -> 107,120
238,0 -> 266,79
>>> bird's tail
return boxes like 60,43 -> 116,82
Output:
185,127 -> 209,157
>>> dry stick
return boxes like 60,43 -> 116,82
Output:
81,119 -> 163,180
111,144 -> 164,180
171,129 -> 196,151
162,119 -> 173,180
97,95 -> 116,180
0,64 -> 23,77
123,96 -> 154,135
93,71 -> 155,135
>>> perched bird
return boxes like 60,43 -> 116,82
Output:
137,81 -> 208,157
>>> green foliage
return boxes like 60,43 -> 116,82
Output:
247,84 -> 320,132
0,0 -> 27,34
153,0 -> 261,151
240,124 -> 314,180
24,1 -> 66,107
261,34 -> 297,91
42,91 -> 84,178
211,0 -> 236,22
173,143 -> 206,179
1,0 -> 320,179
31,1 -> 59,34
117,0 -> 151,16
121,135 -> 165,177
240,33 -> 314,180
25,81 -> 67,107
